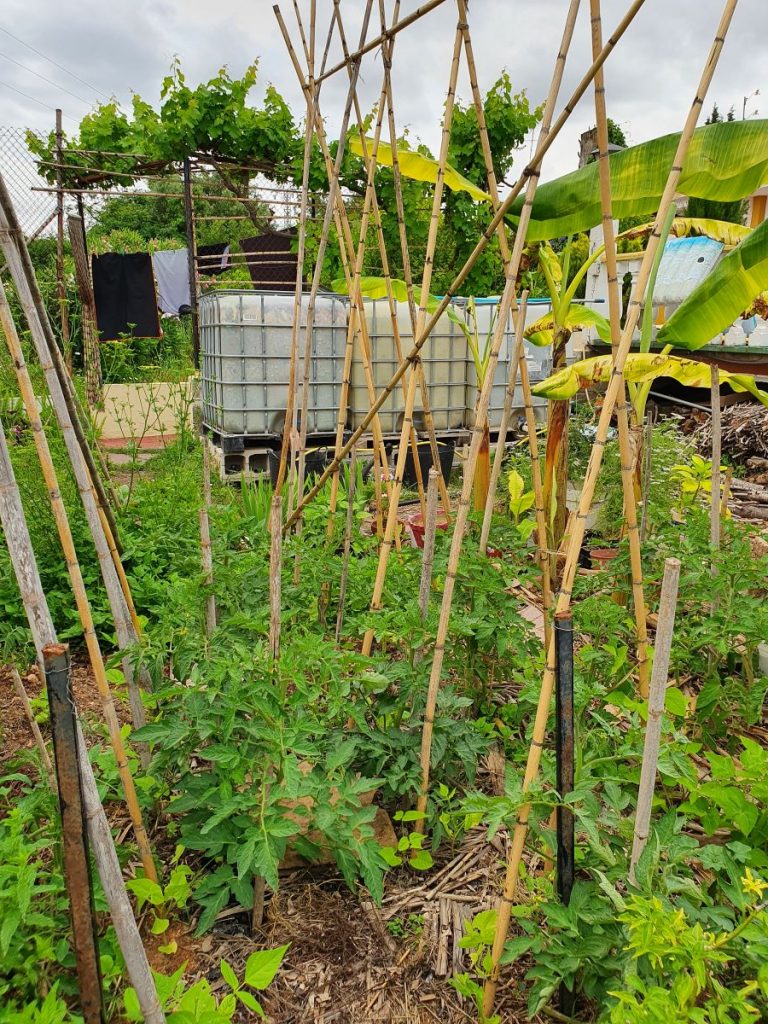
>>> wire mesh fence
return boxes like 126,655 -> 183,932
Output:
0,125 -> 58,238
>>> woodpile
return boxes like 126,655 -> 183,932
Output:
693,404 -> 768,465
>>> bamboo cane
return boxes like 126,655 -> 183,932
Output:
335,448 -> 358,642
0,275 -> 148,745
284,0 -> 648,536
377,0 -> 451,521
418,468 -> 441,622
291,0 -> 374,513
0,417 -> 164,1022
360,18 -> 465,658
590,0 -> 650,698
416,0 -> 583,834
331,0 -> 429,521
482,5 -> 736,1012
10,665 -> 57,792
0,407 -> 157,882
200,438 -> 217,637
629,557 -> 681,884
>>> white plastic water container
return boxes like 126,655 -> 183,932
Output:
200,290 -> 347,437
463,297 -> 553,428
349,299 -> 469,433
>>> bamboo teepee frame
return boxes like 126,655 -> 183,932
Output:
482,3 -> 737,1013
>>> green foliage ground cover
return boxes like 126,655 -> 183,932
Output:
1,401 -> 768,1021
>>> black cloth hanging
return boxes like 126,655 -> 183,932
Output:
196,242 -> 230,276
91,252 -> 161,341
239,231 -> 297,290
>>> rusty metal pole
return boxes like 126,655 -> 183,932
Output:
43,642 -> 105,1024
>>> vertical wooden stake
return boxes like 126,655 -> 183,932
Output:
630,557 -> 681,884
555,611 -> 575,1017
200,438 -> 217,636
55,109 -> 71,372
183,158 -> 200,368
418,468 -> 440,621
67,215 -> 102,407
710,365 -> 721,559
335,449 -> 358,643
44,642 -> 105,1024
269,492 -> 283,662
10,665 -> 57,792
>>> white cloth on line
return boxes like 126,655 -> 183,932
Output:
152,248 -> 191,316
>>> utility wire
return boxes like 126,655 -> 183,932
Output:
0,24 -> 109,100
0,49 -> 94,107
0,79 -> 80,122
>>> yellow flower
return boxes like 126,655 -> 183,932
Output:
741,868 -> 768,899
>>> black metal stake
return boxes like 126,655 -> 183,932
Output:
555,611 -> 575,1017
44,643 -> 105,1024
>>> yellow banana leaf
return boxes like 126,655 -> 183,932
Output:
657,218 -> 768,350
508,119 -> 768,241
531,352 -> 768,408
524,305 -> 612,347
619,217 -> 752,248
349,137 -> 492,204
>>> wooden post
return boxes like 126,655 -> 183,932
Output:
55,110 -> 71,372
711,365 -> 722,557
418,468 -> 440,622
44,642 -> 105,1024
554,612 -> 575,1017
67,215 -> 102,407
268,492 -> 283,662
182,157 -> 200,368
200,438 -> 217,636
0,414 -> 165,1024
630,557 -> 681,883
335,449 -> 358,642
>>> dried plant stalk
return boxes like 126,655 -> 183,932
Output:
630,557 -> 681,883
269,492 -> 283,661
418,468 -> 441,621
711,365 -> 722,556
200,438 -> 217,636
10,665 -> 57,792
335,449 -> 358,642
483,4 -> 736,1011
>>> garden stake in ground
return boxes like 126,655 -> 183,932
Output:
361,15 -> 465,658
10,666 -> 57,793
630,557 -> 681,884
482,3 -> 738,1012
415,0 -> 583,833
554,611 -> 575,1017
283,0 -> 648,535
44,642 -> 105,1024
200,438 -> 217,637
590,0 -> 650,698
0,415 -> 165,1024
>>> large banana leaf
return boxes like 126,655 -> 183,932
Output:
524,305 -> 612,347
531,352 -> 768,408
508,119 -> 768,241
349,137 -> 492,203
657,219 -> 768,350
619,217 -> 752,247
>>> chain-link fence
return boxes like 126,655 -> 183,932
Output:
0,125 -> 58,238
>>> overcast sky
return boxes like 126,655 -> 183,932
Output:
1,0 -> 765,188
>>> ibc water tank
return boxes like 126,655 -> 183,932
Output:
349,298 -> 469,433
200,290 -> 347,438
